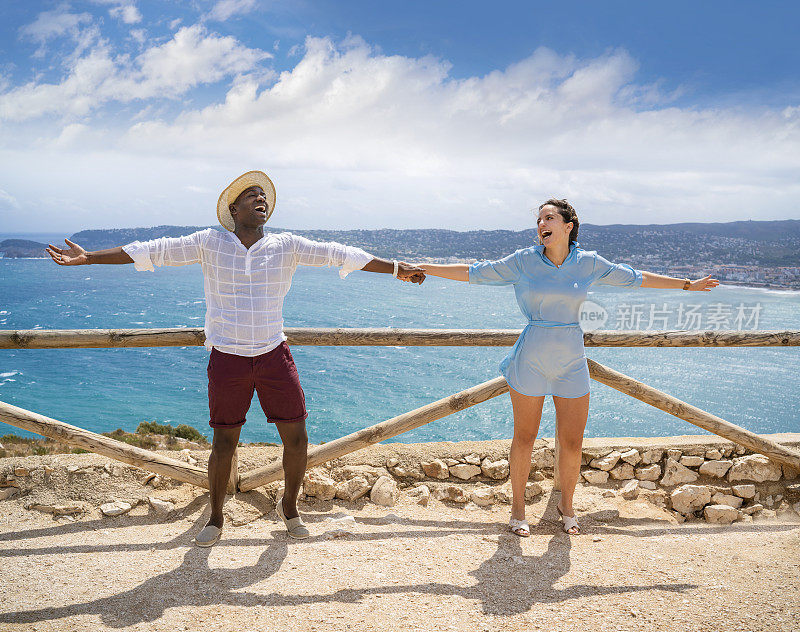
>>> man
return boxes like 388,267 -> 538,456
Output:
46,170 -> 425,546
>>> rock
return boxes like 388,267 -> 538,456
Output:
334,476 -> 371,502
179,449 -> 198,466
14,467 -> 30,477
100,501 -> 132,516
784,483 -> 800,502
620,449 -> 641,466
525,482 -> 543,500
470,488 -> 495,507
727,455 -> 782,483
711,492 -> 743,509
463,453 -> 482,466
323,514 -> 358,536
776,503 -> 794,519
742,503 -> 763,515
530,471 -> 546,482
704,504 -> 739,524
405,485 -> 430,506
370,476 -> 400,507
581,469 -> 609,484
421,460 -> 450,479
385,457 -> 399,468
635,464 -> 661,481
449,464 -> 482,480
732,484 -> 756,499
148,497 -> 175,516
783,464 -> 800,480
390,465 -> 424,480
620,479 -> 640,500
531,449 -> 555,470
334,465 -> 390,485
601,490 -> 616,498
493,481 -> 514,503
303,469 -> 337,500
609,463 -> 635,480
0,488 -> 18,500
793,502 -> 800,516
660,458 -> 698,486
589,451 -> 622,471
433,485 -> 468,503
641,449 -> 664,465
639,480 -> 657,490
699,460 -> 733,478
680,456 -> 705,468
443,458 -> 460,467
670,484 -> 712,515
667,449 -> 683,461
641,489 -> 668,507
481,458 -> 510,480
705,448 -> 723,460
755,509 -> 777,520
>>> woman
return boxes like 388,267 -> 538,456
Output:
410,199 -> 718,536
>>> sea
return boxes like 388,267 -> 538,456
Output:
0,253 -> 798,445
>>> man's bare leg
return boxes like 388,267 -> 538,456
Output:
206,426 -> 242,529
274,420 -> 308,520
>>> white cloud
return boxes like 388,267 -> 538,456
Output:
18,5 -> 95,57
207,0 -> 258,22
0,36 -> 798,232
90,1 -> 142,24
0,25 -> 270,121
109,5 -> 142,25
0,189 -> 20,211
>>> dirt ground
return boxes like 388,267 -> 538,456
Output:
1,477 -> 799,632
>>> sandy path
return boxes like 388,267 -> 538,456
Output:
1,488 -> 798,632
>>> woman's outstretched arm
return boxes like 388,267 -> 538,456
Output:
415,263 -> 469,282
640,271 -> 719,291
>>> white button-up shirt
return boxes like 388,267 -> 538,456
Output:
122,228 -> 374,356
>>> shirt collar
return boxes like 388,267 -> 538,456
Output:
534,241 -> 580,266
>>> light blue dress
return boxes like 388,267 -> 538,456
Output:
469,242 -> 643,398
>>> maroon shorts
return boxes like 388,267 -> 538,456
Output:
207,342 -> 308,429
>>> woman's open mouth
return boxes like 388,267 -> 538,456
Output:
540,230 -> 552,240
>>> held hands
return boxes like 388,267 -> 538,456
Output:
688,275 -> 720,291
46,239 -> 88,266
396,262 -> 426,284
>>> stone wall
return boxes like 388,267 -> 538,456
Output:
1,434 -> 798,525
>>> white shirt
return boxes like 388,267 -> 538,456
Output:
122,228 -> 374,356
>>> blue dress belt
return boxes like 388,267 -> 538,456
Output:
527,319 -> 580,328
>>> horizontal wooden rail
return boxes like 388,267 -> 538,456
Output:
1,328 -> 798,349
0,400 -> 210,489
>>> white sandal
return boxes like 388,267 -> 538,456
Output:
276,495 -> 310,539
509,517 -> 530,537
557,505 -> 581,535
195,524 -> 222,547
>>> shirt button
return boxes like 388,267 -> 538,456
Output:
573,282 -> 578,288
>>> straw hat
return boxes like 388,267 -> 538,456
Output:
216,170 -> 276,231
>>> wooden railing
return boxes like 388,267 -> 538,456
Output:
1,328 -> 799,492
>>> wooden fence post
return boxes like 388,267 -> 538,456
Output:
0,400 -> 210,489
239,376 -> 510,491
586,358 -> 800,470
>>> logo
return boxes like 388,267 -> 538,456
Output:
579,300 -> 608,330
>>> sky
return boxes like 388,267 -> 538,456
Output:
1,1 -> 799,233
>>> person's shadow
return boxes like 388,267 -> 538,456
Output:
1,492 -> 696,625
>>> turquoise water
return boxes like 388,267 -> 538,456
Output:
0,258 -> 798,444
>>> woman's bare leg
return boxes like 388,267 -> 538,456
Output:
508,387 -> 546,521
552,393 -> 590,525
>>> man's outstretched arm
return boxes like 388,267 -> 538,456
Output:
362,258 -> 426,284
46,239 -> 133,266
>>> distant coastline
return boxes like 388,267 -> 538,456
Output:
2,218 -> 800,290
